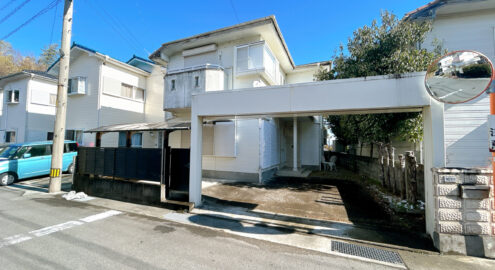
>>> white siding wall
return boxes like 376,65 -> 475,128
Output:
1,78 -> 29,143
26,78 -> 57,141
65,55 -> 101,146
299,117 -> 321,167
422,11 -> 495,167
286,69 -> 316,84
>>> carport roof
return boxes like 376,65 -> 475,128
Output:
85,122 -> 191,133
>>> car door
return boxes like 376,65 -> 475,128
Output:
18,145 -> 52,178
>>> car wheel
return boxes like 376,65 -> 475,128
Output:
67,163 -> 75,174
0,173 -> 16,186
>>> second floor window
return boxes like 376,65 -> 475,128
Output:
236,42 -> 264,73
7,90 -> 19,103
195,76 -> 199,88
68,77 -> 87,95
171,79 -> 176,91
121,83 -> 133,99
120,83 -> 145,101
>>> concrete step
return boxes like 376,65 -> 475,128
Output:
275,168 -> 312,178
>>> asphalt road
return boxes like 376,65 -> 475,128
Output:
0,187 -> 393,270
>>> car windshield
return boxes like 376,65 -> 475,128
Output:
0,145 -> 20,159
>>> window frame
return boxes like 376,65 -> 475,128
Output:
7,90 -> 20,104
171,79 -> 176,91
5,131 -> 16,143
68,76 -> 87,95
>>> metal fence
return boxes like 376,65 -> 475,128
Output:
77,147 -> 162,181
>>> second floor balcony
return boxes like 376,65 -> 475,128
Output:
164,64 -> 226,112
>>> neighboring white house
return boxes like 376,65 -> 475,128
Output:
0,70 -> 58,143
150,16 -> 330,182
47,44 -> 166,148
405,0 -> 495,168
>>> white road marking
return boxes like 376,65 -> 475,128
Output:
80,210 -> 122,223
0,234 -> 32,248
0,210 -> 123,249
29,221 -> 84,237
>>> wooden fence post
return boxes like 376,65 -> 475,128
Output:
398,154 -> 406,199
405,151 -> 418,203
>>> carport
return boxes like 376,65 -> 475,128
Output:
188,72 -> 445,238
74,121 -> 192,207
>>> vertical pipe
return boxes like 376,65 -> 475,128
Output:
293,116 -> 298,171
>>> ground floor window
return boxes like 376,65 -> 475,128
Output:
5,131 -> 16,143
118,132 -> 142,148
47,132 -> 54,140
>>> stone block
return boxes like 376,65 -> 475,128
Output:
475,175 -> 491,185
464,222 -> 491,235
482,235 -> 495,258
465,210 -> 490,222
438,209 -> 462,221
439,174 -> 459,184
438,197 -> 462,209
433,232 -> 467,255
436,185 -> 459,196
438,222 -> 463,234
465,199 -> 491,210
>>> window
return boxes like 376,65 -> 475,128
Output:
47,132 -> 54,140
135,87 -> 145,101
119,83 -> 144,101
171,79 -> 176,91
65,130 -> 75,140
28,145 -> 51,157
118,132 -> 142,147
194,76 -> 199,87
49,94 -> 57,105
121,83 -> 133,98
236,42 -> 264,73
118,132 -> 127,147
68,77 -> 87,95
7,90 -> 19,103
131,133 -> 142,148
64,143 -> 78,153
5,131 -> 16,143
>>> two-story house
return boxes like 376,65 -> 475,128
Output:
47,43 -> 166,148
405,0 -> 495,168
0,70 -> 58,143
150,16 -> 330,182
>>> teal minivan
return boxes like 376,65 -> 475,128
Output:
0,141 -> 78,186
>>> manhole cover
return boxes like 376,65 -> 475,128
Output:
331,240 -> 404,265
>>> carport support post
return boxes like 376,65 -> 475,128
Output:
189,115 -> 203,206
422,101 -> 445,236
293,117 -> 298,171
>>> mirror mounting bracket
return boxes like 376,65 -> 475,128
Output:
486,80 -> 495,94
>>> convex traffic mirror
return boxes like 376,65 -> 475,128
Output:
425,50 -> 494,104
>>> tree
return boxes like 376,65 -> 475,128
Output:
0,40 -> 56,76
317,11 -> 444,153
38,44 -> 59,68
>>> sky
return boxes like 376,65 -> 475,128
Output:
1,0 -> 430,65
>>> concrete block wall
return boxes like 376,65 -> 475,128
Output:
432,168 -> 495,258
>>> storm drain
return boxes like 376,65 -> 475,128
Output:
331,240 -> 404,265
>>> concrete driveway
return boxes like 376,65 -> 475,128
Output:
201,175 -> 434,251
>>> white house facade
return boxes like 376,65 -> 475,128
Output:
150,16 -> 330,182
0,70 -> 58,144
47,44 -> 166,148
406,0 -> 495,168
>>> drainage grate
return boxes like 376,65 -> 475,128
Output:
331,241 -> 404,265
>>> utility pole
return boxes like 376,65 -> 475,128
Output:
49,0 -> 73,193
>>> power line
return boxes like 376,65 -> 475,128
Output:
0,0 -> 17,12
1,0 -> 60,40
0,0 -> 32,25
49,0 -> 60,44
229,0 -> 240,23
94,1 -> 149,55
83,0 -> 141,53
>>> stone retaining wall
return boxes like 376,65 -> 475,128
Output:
432,167 -> 495,258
